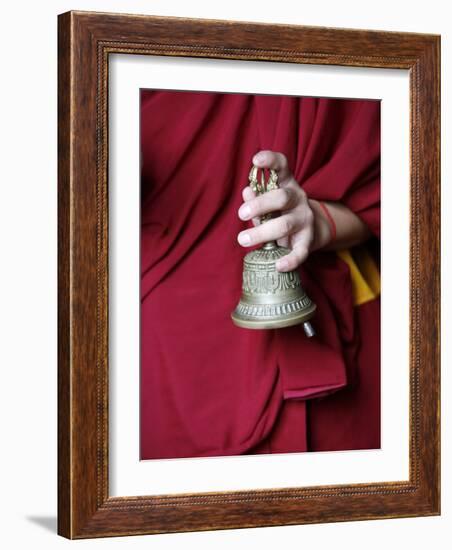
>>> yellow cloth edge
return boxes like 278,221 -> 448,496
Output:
336,247 -> 380,306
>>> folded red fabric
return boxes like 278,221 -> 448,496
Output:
140,90 -> 380,459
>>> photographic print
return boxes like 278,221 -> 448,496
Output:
139,90 -> 381,460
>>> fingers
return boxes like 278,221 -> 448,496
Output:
275,243 -> 310,272
238,186 -> 298,221
237,216 -> 313,271
275,225 -> 314,271
252,150 -> 292,184
276,236 -> 290,248
238,213 -> 300,247
241,186 -> 260,226
242,186 -> 255,202
238,151 -> 313,270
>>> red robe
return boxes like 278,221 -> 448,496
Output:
140,90 -> 380,459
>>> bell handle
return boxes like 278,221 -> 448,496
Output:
249,165 -> 279,226
262,241 -> 277,250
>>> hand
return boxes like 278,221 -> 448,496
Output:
237,150 -> 327,272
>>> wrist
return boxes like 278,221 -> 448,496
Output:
308,199 -> 335,251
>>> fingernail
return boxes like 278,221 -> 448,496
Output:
276,258 -> 289,271
238,232 -> 251,246
253,152 -> 265,164
238,205 -> 251,220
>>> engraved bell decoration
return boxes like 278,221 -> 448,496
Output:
231,165 -> 316,336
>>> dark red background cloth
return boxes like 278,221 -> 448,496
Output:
140,90 -> 381,459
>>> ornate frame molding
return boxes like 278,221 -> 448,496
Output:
58,11 -> 440,538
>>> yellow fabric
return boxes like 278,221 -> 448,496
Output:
336,246 -> 381,306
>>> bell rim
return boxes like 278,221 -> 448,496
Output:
231,304 -> 316,330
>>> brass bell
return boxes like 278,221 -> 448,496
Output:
231,165 -> 316,337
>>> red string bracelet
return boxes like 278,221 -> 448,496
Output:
318,201 -> 337,243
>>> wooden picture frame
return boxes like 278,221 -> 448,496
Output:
57,10 -> 440,539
